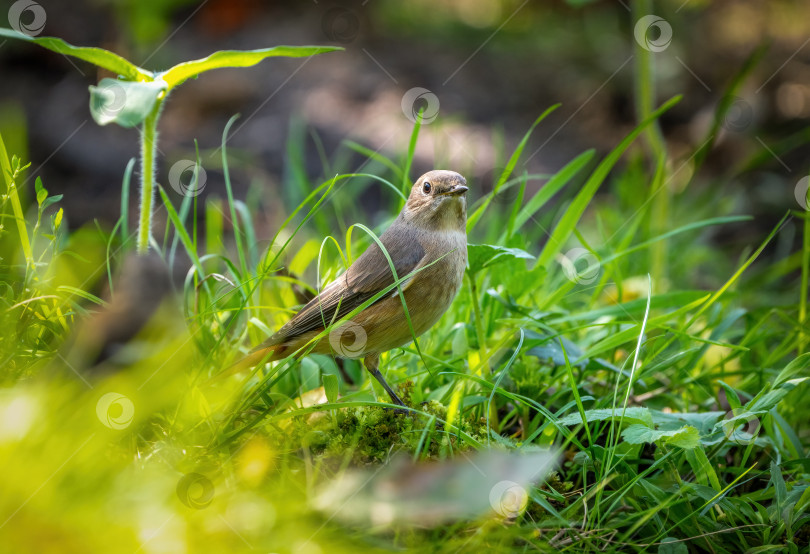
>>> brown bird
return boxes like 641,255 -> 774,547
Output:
239,170 -> 468,406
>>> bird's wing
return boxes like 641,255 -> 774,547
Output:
257,220 -> 425,348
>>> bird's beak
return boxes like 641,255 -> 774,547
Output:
441,184 -> 468,196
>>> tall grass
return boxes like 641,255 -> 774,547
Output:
1,82 -> 809,554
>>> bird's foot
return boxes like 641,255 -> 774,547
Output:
386,394 -> 410,416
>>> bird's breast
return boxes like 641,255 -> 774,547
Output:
344,227 -> 467,355
406,229 -> 467,331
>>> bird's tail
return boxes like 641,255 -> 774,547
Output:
213,344 -> 286,381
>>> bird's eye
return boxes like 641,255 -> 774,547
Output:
422,181 -> 432,194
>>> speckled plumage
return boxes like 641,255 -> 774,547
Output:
245,170 -> 468,406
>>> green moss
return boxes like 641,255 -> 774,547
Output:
269,381 -> 486,465
507,356 -> 553,400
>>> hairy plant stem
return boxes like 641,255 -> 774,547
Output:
137,101 -> 164,254
800,208 -> 809,352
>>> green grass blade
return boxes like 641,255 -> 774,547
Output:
221,115 -> 248,279
693,44 -> 767,170
168,143 -> 201,268
800,209 -> 809,352
534,96 -> 681,269
513,149 -> 594,231
678,212 -> 790,341
344,141 -> 403,182
485,330 -> 524,444
157,185 -> 205,282
467,105 -> 560,232
401,111 -> 423,196
119,157 -> 135,245
561,338 -> 594,449
234,201 -> 258,269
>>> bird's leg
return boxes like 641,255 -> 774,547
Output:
364,353 -> 406,408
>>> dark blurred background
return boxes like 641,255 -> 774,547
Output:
1,0 -> 809,245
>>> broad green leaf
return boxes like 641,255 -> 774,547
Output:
622,424 -> 700,449
160,46 -> 343,89
651,410 -> 725,435
718,381 -> 742,411
323,374 -> 339,404
534,96 -> 681,269
558,407 -> 653,427
665,427 -> 701,449
300,357 -> 321,391
52,207 -> 63,230
467,244 -> 534,274
712,377 -> 807,435
89,78 -> 166,128
35,176 -> 47,206
770,461 -> 787,516
41,193 -> 63,211
451,324 -> 469,358
0,28 -> 150,81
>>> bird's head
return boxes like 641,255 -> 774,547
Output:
403,170 -> 468,231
